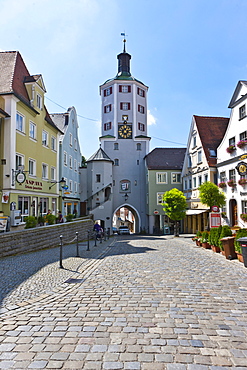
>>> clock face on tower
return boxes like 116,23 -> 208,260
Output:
118,124 -> 132,139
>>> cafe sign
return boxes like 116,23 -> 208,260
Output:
236,161 -> 247,176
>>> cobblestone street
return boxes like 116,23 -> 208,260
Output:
1,235 -> 247,369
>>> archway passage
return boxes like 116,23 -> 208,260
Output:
229,199 -> 238,226
112,204 -> 140,234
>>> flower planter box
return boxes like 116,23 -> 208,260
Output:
211,245 -> 221,253
236,252 -> 244,263
202,242 -> 210,249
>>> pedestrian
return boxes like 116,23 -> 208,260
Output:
94,222 -> 102,240
58,211 -> 63,223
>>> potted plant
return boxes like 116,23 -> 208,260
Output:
45,213 -> 56,225
238,178 -> 247,186
218,182 -> 227,188
210,226 -> 222,253
227,179 -> 236,187
38,215 -> 45,226
195,231 -> 202,246
219,225 -> 235,259
237,139 -> 247,148
240,214 -> 247,222
201,231 -> 210,249
234,228 -> 247,262
65,214 -> 74,222
226,145 -> 236,154
24,216 -> 38,229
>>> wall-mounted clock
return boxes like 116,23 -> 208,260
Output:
118,124 -> 132,139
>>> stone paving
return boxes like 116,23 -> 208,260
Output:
0,234 -> 247,369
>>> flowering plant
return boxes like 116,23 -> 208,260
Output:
240,213 -> 247,222
226,145 -> 236,153
237,139 -> 247,148
238,178 -> 247,186
218,182 -> 227,188
227,179 -> 236,187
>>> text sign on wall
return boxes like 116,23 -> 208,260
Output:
209,212 -> 221,228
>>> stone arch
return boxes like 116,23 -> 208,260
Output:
112,203 -> 141,234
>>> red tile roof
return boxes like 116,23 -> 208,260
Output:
194,115 -> 229,166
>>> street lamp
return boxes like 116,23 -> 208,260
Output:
49,177 -> 66,190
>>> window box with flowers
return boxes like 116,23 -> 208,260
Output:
218,182 -> 227,188
238,178 -> 247,186
226,145 -> 236,154
240,213 -> 247,222
227,179 -> 236,187
237,139 -> 247,149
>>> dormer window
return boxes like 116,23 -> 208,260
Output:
239,105 -> 246,120
37,93 -> 42,109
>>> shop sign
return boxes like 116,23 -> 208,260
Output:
2,191 -> 9,203
153,210 -> 159,215
209,212 -> 221,228
25,180 -> 43,191
236,161 -> 247,176
211,205 -> 219,212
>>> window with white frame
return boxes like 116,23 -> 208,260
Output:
104,86 -> 113,96
239,105 -> 246,120
51,167 -> 56,181
157,192 -> 164,205
74,138 -> 77,150
189,179 -> 192,189
137,143 -> 141,151
16,154 -> 24,170
138,105 -> 145,113
69,133 -> 72,146
64,151 -> 67,166
42,163 -> 48,179
204,173 -> 208,182
96,174 -> 101,182
104,104 -> 112,113
242,201 -> 247,214
29,121 -> 36,139
36,93 -> 42,109
69,156 -> 72,169
18,196 -> 30,221
193,177 -> 197,188
51,136 -> 56,151
69,180 -> 73,192
119,85 -> 131,93
74,182 -> 77,194
156,172 -> 167,184
137,87 -> 145,97
74,159 -> 77,172
120,102 -> 130,110
28,159 -> 36,176
229,169 -> 236,181
138,122 -> 145,131
16,112 -> 25,133
229,137 -> 235,146
42,130 -> 48,146
220,171 -> 226,182
188,155 -> 192,167
104,122 -> 112,131
197,150 -> 202,163
198,175 -> 202,186
240,131 -> 247,140
114,143 -> 119,150
184,179 -> 187,190
193,136 -> 196,148
114,159 -> 119,166
172,173 -> 181,183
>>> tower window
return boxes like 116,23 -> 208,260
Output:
137,88 -> 145,97
138,105 -> 145,114
120,102 -> 130,110
119,85 -> 131,93
104,86 -> 112,96
138,122 -> 145,131
104,122 -> 112,131
96,174 -> 101,183
114,143 -> 119,150
114,159 -> 119,166
137,143 -> 141,151
104,104 -> 112,113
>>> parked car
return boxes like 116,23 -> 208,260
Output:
118,226 -> 130,235
112,227 -> 118,234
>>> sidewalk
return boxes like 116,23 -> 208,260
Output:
0,235 -> 115,314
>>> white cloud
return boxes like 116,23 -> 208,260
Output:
147,109 -> 157,126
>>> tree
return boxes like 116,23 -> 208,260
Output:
162,188 -> 187,237
198,182 -> 226,210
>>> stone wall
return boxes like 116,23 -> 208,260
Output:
0,218 -> 94,258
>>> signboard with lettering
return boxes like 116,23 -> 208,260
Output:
209,212 -> 221,228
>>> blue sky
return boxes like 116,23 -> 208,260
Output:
1,0 -> 247,159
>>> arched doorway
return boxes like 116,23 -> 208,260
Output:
112,204 -> 141,234
229,199 -> 238,226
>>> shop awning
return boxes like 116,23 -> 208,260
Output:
186,209 -> 209,215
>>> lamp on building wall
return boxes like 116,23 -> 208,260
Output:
49,177 -> 66,190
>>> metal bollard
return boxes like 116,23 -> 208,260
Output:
107,228 -> 110,239
94,232 -> 97,247
59,234 -> 64,269
100,231 -> 102,243
87,230 -> 90,251
76,232 -> 79,257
